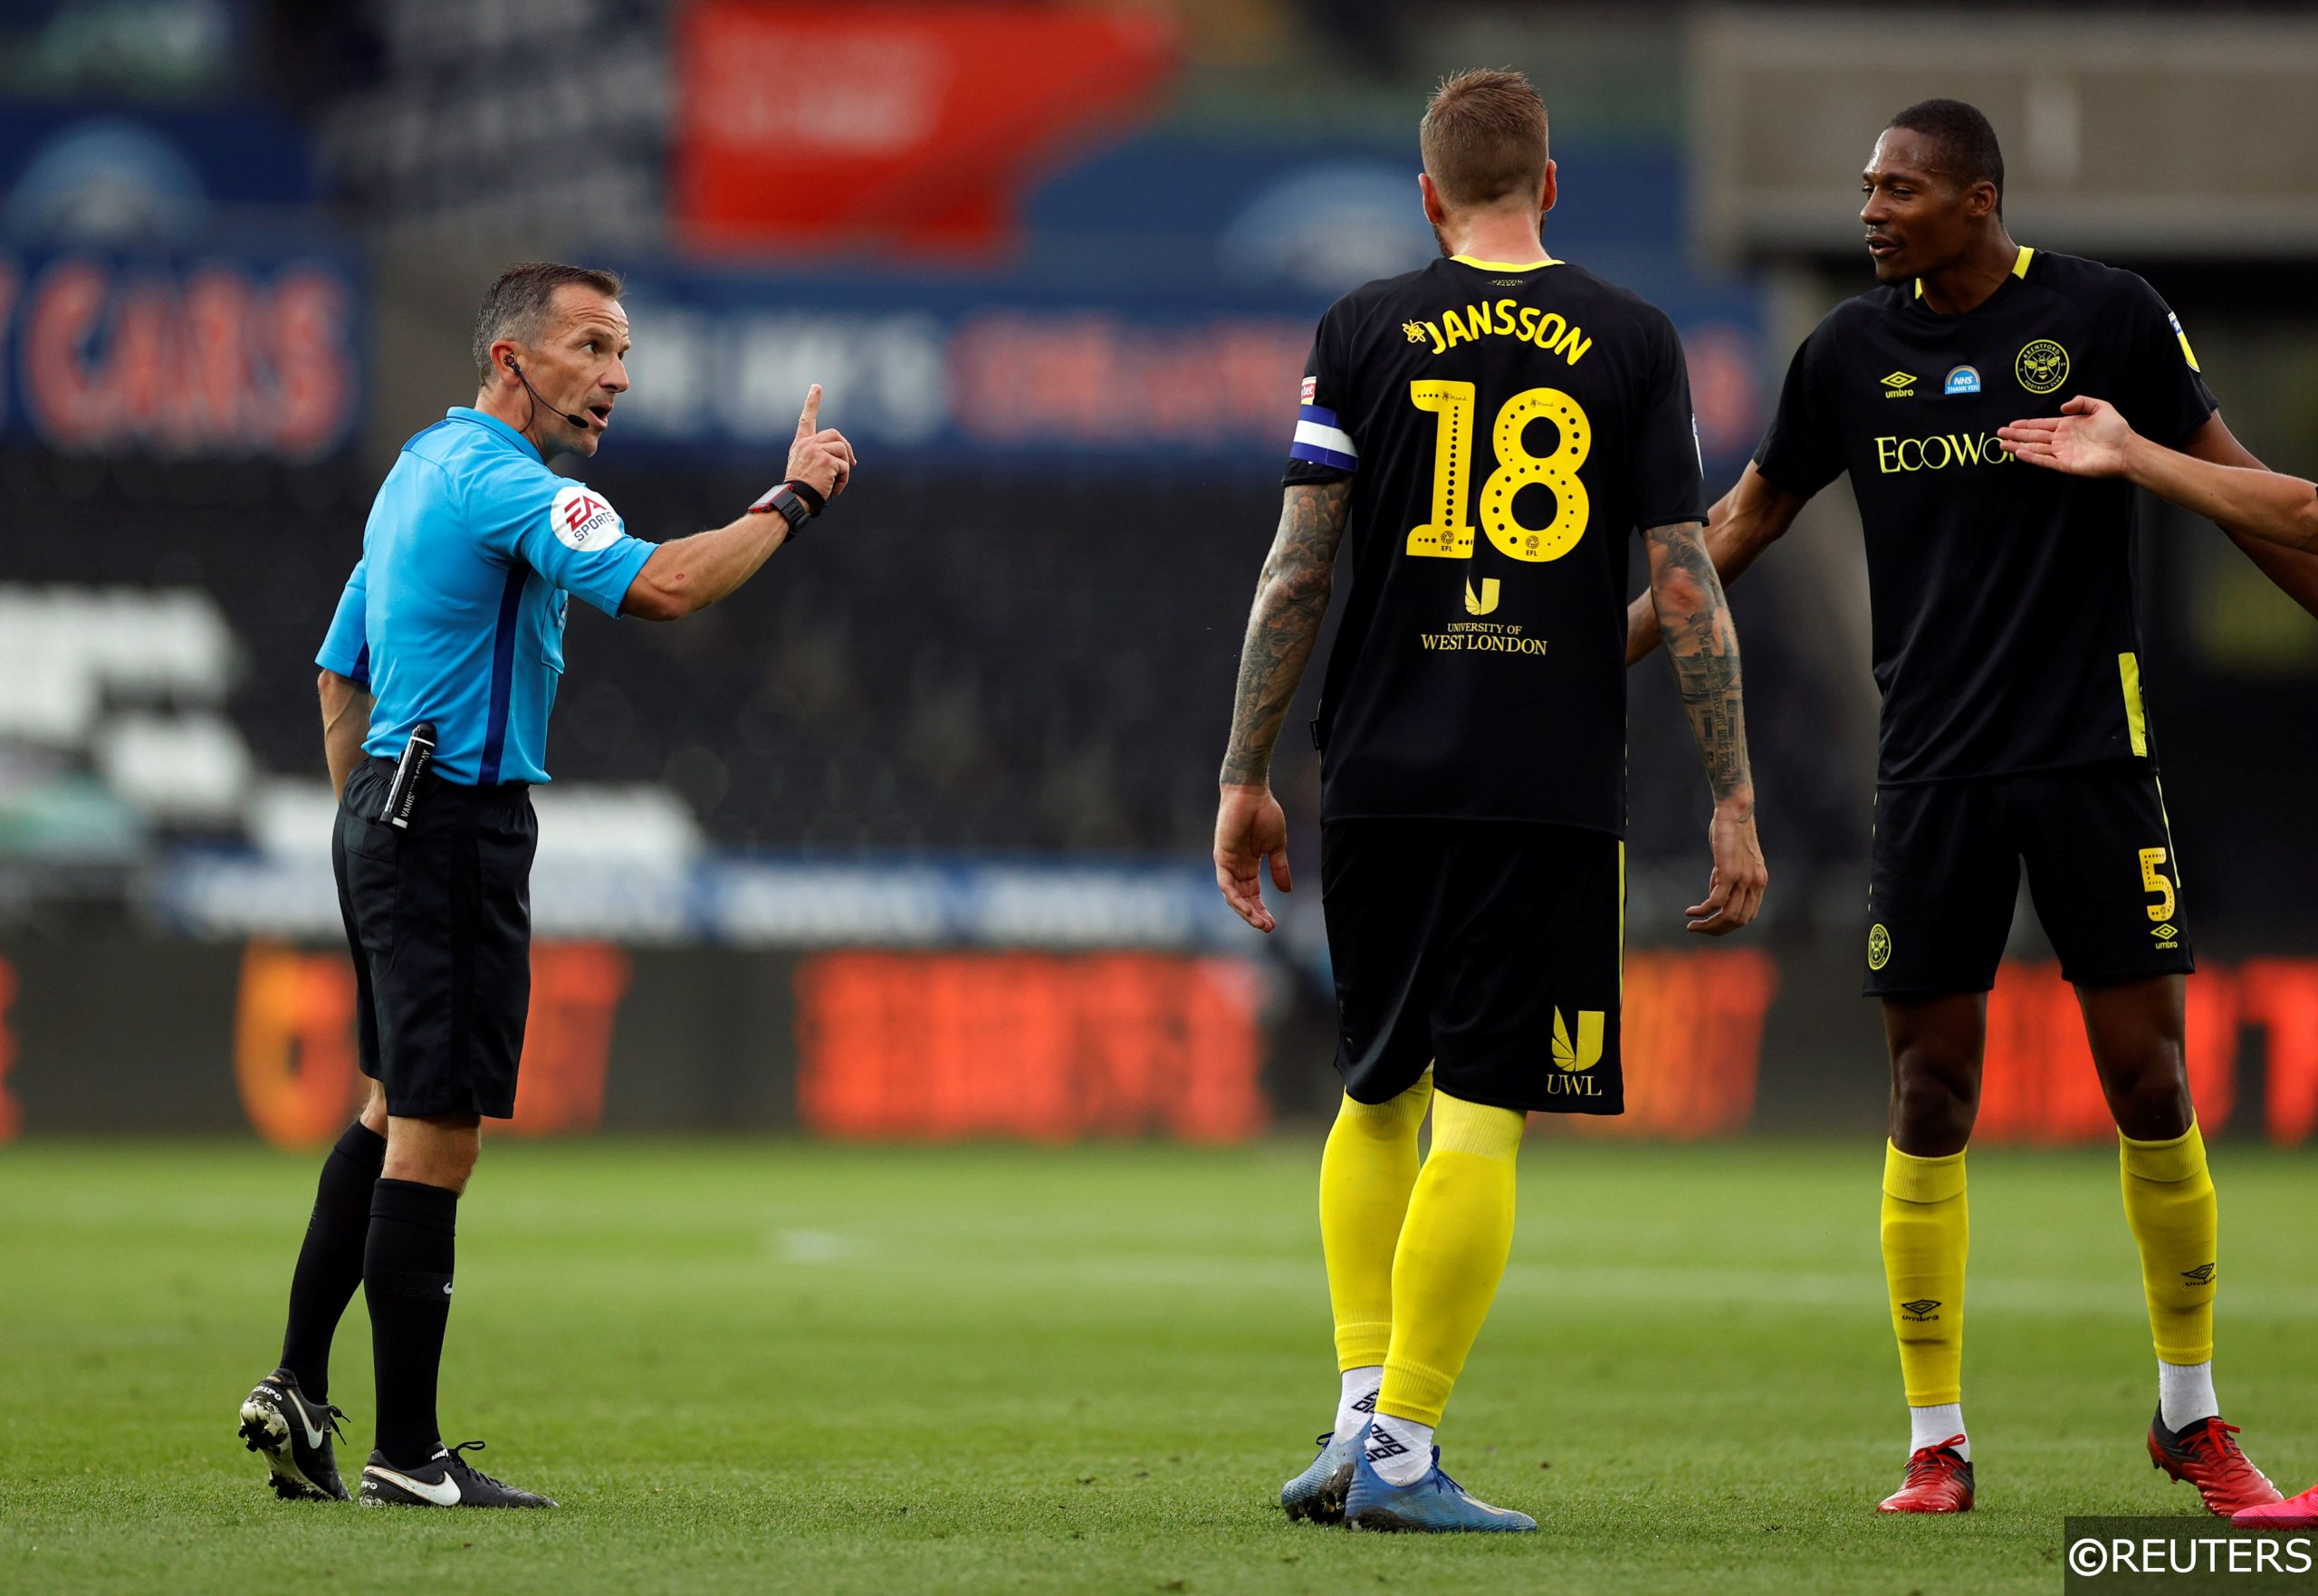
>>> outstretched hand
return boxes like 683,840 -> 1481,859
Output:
785,384 -> 858,500
1998,395 -> 2133,478
1213,783 -> 1291,933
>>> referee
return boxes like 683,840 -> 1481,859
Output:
235,262 -> 855,1509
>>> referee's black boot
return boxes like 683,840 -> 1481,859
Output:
237,1369 -> 351,1501
358,1441 -> 556,1509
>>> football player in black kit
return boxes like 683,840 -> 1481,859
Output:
1628,98 -> 2318,1517
1214,68 -> 1766,1532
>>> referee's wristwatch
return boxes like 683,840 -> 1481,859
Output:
748,478 -> 827,535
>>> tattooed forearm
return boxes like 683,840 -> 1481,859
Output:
1645,518 -> 1753,808
1220,480 -> 1352,785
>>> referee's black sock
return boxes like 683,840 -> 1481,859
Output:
364,1177 -> 459,1466
278,1119 -> 387,1400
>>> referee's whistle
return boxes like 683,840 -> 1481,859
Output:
380,721 -> 437,829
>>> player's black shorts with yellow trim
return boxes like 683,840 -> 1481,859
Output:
334,756 -> 538,1120
1321,819 -> 1624,1115
1863,760 -> 2191,998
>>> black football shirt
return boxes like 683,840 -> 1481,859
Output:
1283,253 -> 1705,835
1755,246 -> 2217,786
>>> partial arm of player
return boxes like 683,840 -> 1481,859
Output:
1644,519 -> 1768,935
318,670 -> 372,800
2182,416 -> 2318,617
619,385 -> 857,622
2000,397 -> 2318,554
2000,401 -> 2318,619
1624,464 -> 1812,665
1212,479 -> 1352,934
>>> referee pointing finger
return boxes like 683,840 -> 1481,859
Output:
235,263 -> 855,1510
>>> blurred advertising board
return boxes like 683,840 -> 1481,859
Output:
673,2 -> 1176,257
5,933 -> 2313,1148
586,263 -> 1761,473
154,850 -> 1243,950
0,244 -> 361,459
600,265 -> 1313,469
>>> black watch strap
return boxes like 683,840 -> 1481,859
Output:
747,481 -> 817,533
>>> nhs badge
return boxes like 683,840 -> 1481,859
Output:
1943,365 -> 1981,396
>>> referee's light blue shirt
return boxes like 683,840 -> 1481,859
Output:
315,407 -> 654,786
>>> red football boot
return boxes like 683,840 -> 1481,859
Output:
2234,1481 -> 2318,1531
2148,1411 -> 2283,1518
1876,1436 -> 1975,1514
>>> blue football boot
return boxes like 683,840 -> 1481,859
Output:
1280,1430 -> 1359,1524
1343,1423 -> 1537,1533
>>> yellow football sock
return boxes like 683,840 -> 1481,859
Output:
1882,1142 -> 1968,1408
1318,1075 -> 1433,1371
2121,1119 -> 2217,1366
1376,1090 -> 1525,1429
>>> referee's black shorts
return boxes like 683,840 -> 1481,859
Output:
334,756 -> 538,1120
1321,818 -> 1624,1117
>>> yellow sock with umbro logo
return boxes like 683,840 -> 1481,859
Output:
1881,1141 -> 1967,1410
2122,1119 -> 2217,1379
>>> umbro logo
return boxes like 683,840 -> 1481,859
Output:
1365,1429 -> 1413,1462
2182,1263 -> 2216,1285
2152,922 -> 2179,942
1900,1298 -> 1942,1321
1352,1391 -> 1377,1414
1880,370 -> 1918,398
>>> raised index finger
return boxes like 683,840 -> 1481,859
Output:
796,383 -> 822,439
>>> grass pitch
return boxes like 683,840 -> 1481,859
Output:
3,1137 -> 2314,1595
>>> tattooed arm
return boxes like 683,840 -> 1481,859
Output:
1645,517 -> 1768,934
1625,464 -> 1809,666
1213,479 -> 1352,932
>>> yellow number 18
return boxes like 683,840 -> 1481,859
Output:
1405,380 -> 1593,564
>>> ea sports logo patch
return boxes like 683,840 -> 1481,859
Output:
1868,922 -> 1892,970
2015,339 -> 2069,395
550,483 -> 621,551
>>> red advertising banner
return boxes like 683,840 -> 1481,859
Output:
796,951 -> 1267,1142
1978,958 -> 2318,1144
1567,949 -> 1780,1141
230,942 -> 631,1149
674,3 -> 1177,255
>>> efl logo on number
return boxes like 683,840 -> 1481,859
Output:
550,483 -> 621,551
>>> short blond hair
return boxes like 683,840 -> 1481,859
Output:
1420,68 -> 1550,210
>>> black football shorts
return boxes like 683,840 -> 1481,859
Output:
1320,819 -> 1624,1116
334,757 -> 538,1120
1863,761 -> 2192,999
